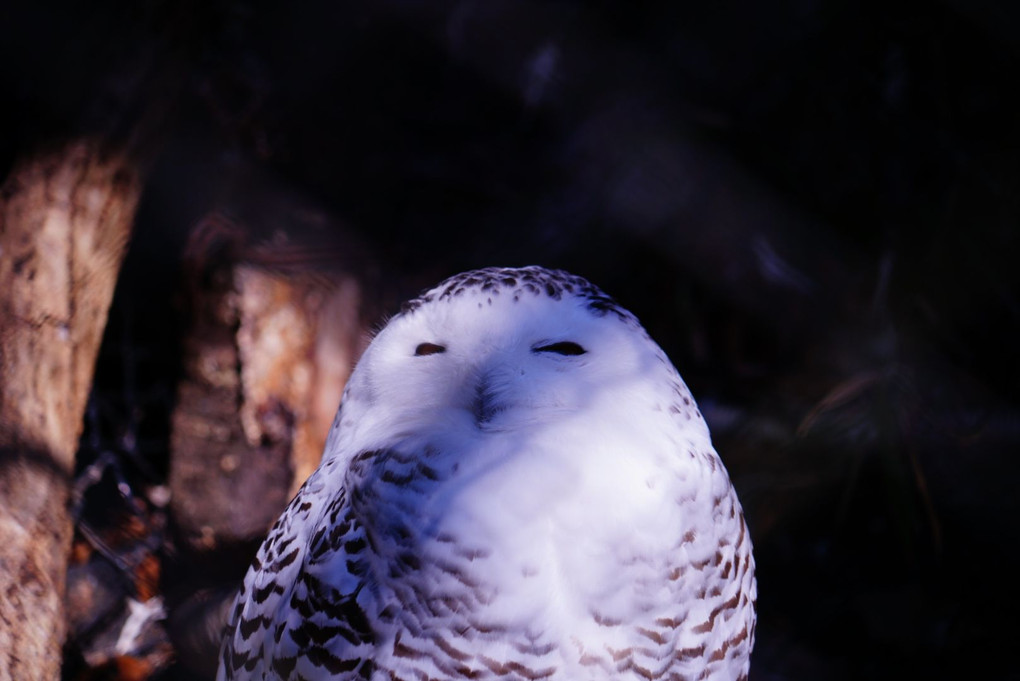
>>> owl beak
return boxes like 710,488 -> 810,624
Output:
472,376 -> 502,428
470,363 -> 513,430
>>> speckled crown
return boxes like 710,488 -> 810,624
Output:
400,266 -> 636,324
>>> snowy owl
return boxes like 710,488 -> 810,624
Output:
218,266 -> 756,681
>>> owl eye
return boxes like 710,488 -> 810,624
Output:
533,341 -> 586,356
415,342 -> 447,356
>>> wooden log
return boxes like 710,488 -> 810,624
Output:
0,141 -> 140,681
169,216 -> 369,554
235,264 -> 365,498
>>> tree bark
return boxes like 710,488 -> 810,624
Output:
0,140 -> 140,681
169,219 -> 368,555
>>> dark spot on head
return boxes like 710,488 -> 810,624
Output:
398,267 -> 639,327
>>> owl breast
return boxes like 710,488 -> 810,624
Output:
340,423 -> 753,681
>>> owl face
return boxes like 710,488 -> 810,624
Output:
350,268 -> 671,441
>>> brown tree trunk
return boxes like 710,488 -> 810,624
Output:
169,218 -> 368,556
0,141 -> 141,681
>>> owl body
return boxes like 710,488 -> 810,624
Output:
219,267 -> 756,681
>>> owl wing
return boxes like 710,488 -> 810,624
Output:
217,471 -> 376,680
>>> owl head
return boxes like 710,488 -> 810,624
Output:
330,267 -> 708,458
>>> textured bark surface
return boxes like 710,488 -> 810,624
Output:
0,141 -> 140,681
235,265 -> 364,498
169,222 -> 367,554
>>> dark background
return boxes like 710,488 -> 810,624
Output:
2,1 -> 1019,679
